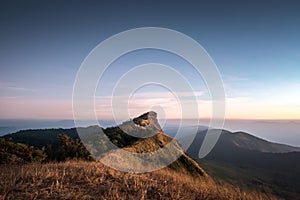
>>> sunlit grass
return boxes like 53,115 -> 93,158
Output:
0,161 -> 280,200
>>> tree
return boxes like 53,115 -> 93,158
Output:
57,134 -> 94,161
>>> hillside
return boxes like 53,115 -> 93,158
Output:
185,129 -> 300,157
0,161 -> 279,200
98,112 -> 206,177
183,129 -> 300,199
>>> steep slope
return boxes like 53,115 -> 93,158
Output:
100,111 -> 207,177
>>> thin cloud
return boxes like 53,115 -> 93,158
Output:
0,96 -> 21,100
0,83 -> 36,92
95,91 -> 204,100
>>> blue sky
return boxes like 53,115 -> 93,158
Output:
0,0 -> 300,119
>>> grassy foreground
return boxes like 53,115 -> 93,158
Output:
0,161 -> 279,200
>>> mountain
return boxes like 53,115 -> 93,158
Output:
99,111 -> 207,177
3,113 -> 300,198
186,129 -> 300,158
228,130 -> 300,153
2,112 -> 206,178
0,113 -> 281,199
1,112 -> 290,199
183,129 -> 300,199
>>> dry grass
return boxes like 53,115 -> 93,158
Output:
0,161 -> 280,200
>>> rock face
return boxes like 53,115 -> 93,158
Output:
132,111 -> 161,130
100,111 -> 207,177
118,111 -> 162,138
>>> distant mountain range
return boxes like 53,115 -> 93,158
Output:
186,129 -> 300,156
0,119 -> 116,136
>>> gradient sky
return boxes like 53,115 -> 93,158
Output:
0,0 -> 300,120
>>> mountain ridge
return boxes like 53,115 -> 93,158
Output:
1,111 -> 207,178
183,128 -> 300,158
100,111 -> 207,177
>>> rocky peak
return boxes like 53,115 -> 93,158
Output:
132,111 -> 161,131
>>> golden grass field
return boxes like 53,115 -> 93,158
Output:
0,161 -> 280,200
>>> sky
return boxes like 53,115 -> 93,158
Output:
0,0 -> 300,120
